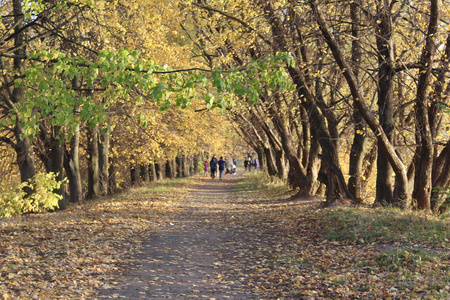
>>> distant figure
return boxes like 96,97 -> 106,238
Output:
203,160 -> 209,176
209,156 -> 217,179
225,164 -> 237,175
247,157 -> 252,171
244,158 -> 249,171
254,158 -> 259,170
218,156 -> 226,179
231,164 -> 237,175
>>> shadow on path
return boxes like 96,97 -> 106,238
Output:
96,175 -> 261,299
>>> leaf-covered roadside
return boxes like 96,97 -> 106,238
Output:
0,180 -> 189,299
231,173 -> 450,299
1,172 -> 449,299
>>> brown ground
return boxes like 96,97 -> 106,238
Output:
96,174 -> 317,299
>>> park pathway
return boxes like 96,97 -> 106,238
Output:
96,174 -> 281,299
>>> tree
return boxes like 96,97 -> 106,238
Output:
1,0 -> 293,212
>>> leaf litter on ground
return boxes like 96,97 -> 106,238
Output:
1,173 -> 449,299
0,179 -> 189,299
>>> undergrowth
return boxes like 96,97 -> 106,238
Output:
318,207 -> 450,298
320,207 -> 449,247
234,173 -> 450,299
234,171 -> 292,197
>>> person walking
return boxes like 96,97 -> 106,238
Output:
218,156 -> 226,180
203,160 -> 209,176
253,158 -> 259,170
209,156 -> 217,179
244,158 -> 248,171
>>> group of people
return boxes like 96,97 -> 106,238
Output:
244,157 -> 258,171
203,156 -> 237,179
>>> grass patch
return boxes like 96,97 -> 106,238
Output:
317,206 -> 450,299
234,172 -> 291,197
377,248 -> 441,271
126,176 -> 195,195
320,207 -> 450,247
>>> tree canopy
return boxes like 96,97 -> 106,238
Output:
1,0 -> 449,215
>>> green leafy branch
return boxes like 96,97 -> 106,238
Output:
13,49 -> 294,139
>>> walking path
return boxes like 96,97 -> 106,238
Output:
96,174 -> 293,299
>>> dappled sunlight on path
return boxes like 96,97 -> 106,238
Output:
96,174 -> 290,299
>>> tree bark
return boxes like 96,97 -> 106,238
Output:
256,146 -> 264,171
98,124 -> 110,196
12,0 -> 36,189
87,126 -> 100,198
64,78 -> 83,203
141,164 -> 150,182
431,140 -> 450,213
46,127 -> 67,209
348,2 -> 366,200
166,159 -> 174,179
306,134 -> 321,195
64,124 -> 83,203
130,164 -> 141,186
412,0 -> 439,211
374,1 -> 395,206
267,95 -> 309,193
176,155 -> 182,178
155,162 -> 163,180
310,0 -> 408,205
108,154 -> 117,194
263,0 -> 356,203
264,146 -> 278,177
149,161 -> 157,181
193,155 -> 199,175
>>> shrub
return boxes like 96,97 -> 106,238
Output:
0,172 -> 63,217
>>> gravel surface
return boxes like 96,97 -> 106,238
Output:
96,175 -> 269,299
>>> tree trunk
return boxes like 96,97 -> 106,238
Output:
374,1 -> 395,206
182,155 -> 187,177
166,160 -> 173,179
150,161 -> 157,181
268,98 -> 309,193
12,0 -> 36,189
98,124 -> 110,196
172,159 -> 177,178
64,124 -> 83,203
193,155 -> 199,175
15,134 -> 36,186
305,134 -> 321,195
176,155 -> 182,178
348,2 -> 366,200
310,0 -> 408,205
155,162 -> 163,180
108,155 -> 117,194
65,78 -> 83,203
264,146 -> 278,177
87,126 -> 100,198
431,140 -> 450,213
130,164 -> 141,186
361,141 -> 378,196
412,0 -> 439,212
256,146 -> 264,171
264,1 -> 356,203
275,147 -> 288,182
43,126 -> 67,209
141,164 -> 150,182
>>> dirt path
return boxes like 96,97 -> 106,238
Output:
96,174 -> 289,299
